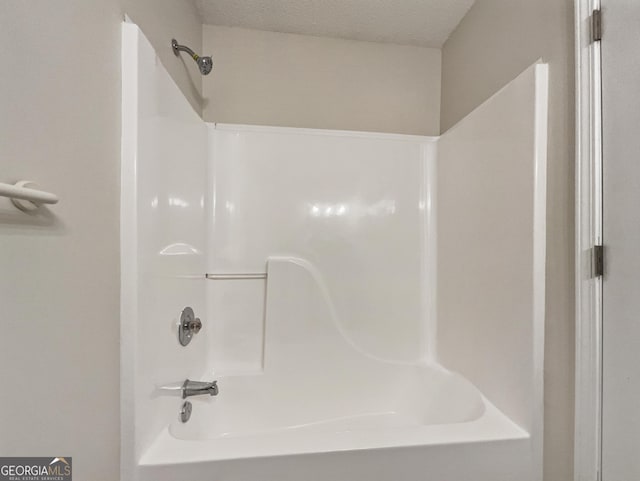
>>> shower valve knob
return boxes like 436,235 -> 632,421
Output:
178,307 -> 202,346
188,318 -> 202,334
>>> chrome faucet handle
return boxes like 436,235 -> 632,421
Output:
188,318 -> 202,334
179,307 -> 202,346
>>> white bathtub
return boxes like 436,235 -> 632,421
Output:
141,387 -> 530,480
135,258 -> 533,481
139,365 -> 531,480
144,366 -> 527,456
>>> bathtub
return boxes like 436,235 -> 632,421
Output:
140,378 -> 531,480
135,258 -> 534,481
142,367 -> 528,459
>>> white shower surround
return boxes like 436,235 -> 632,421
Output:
121,23 -> 547,481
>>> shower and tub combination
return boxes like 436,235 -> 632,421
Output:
121,23 -> 548,481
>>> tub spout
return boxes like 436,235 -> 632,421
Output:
182,379 -> 219,399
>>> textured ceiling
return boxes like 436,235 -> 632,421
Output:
196,0 -> 476,48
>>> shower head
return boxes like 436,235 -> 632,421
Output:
196,56 -> 213,76
171,39 -> 213,75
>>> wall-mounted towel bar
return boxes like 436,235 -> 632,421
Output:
205,273 -> 267,280
0,181 -> 59,212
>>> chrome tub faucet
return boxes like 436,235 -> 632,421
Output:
182,379 -> 219,398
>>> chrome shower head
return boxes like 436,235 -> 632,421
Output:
197,56 -> 213,76
171,38 -> 213,76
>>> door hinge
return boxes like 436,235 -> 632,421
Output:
592,244 -> 604,278
592,9 -> 602,42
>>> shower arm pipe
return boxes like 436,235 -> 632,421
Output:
0,180 -> 58,210
172,41 -> 199,60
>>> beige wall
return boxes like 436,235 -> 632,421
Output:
202,26 -> 441,135
0,1 -> 202,480
441,2 -> 575,481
